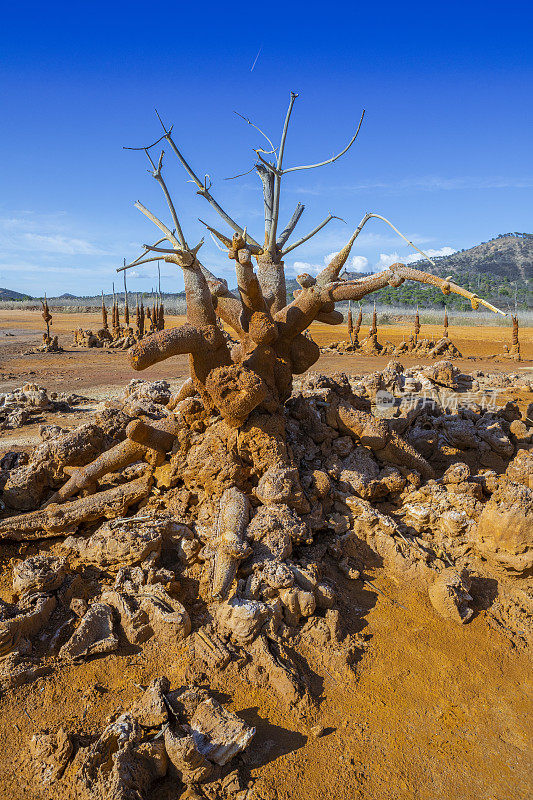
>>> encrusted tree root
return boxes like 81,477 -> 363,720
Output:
45,417 -> 180,505
336,400 -> 434,479
45,438 -> 148,505
0,474 -> 153,541
125,418 -> 179,453
378,432 -> 435,479
208,487 -> 252,601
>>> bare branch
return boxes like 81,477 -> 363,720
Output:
281,213 -> 344,256
198,219 -> 232,248
154,109 -> 261,248
282,109 -> 365,174
224,165 -> 257,180
198,218 -> 262,255
141,244 -> 177,253
277,92 -> 299,170
364,213 -> 436,266
117,257 -> 163,272
256,164 -> 274,246
144,149 -> 187,248
313,210 -> 439,280
277,202 -> 305,248
125,236 -> 169,269
208,232 -> 226,252
234,110 -> 277,155
134,201 -> 181,249
268,91 -> 299,253
123,127 -> 173,152
254,150 -> 279,174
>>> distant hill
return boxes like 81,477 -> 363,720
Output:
431,232 -> 532,283
346,233 -> 532,311
0,288 -> 33,301
58,293 -> 77,299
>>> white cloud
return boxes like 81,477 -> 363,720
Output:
374,251 -> 402,270
351,255 -> 368,272
23,233 -> 108,255
373,246 -> 456,271
291,260 -> 319,277
323,252 -> 369,273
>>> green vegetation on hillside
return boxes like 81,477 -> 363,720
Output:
287,233 -> 532,311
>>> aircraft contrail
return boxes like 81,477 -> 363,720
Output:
250,45 -> 262,72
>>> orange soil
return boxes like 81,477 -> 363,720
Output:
0,309 -> 532,799
0,311 -> 532,397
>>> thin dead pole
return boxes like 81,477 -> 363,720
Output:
347,300 -> 354,344
146,288 -> 152,329
159,274 -> 165,331
123,263 -> 130,326
112,282 -> 116,329
138,293 -> 145,338
101,290 -> 108,330
157,261 -> 164,330
414,305 -> 420,341
443,305 -> 448,337
370,301 -> 377,336
354,305 -> 362,338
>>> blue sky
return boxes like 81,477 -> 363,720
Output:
1,0 -> 532,296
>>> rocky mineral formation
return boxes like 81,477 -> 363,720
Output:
0,384 -> 87,433
0,365 -> 529,703
25,681 -> 255,799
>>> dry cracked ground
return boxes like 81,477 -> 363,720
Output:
0,310 -> 532,800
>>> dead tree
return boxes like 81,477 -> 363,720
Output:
136,294 -> 145,338
101,291 -> 108,331
369,302 -> 378,336
41,295 -> 52,339
354,306 -> 363,345
443,306 -> 448,338
123,269 -> 130,327
510,314 -> 521,360
347,301 -> 354,344
117,93 -> 503,454
414,306 -> 421,341
112,284 -> 120,335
